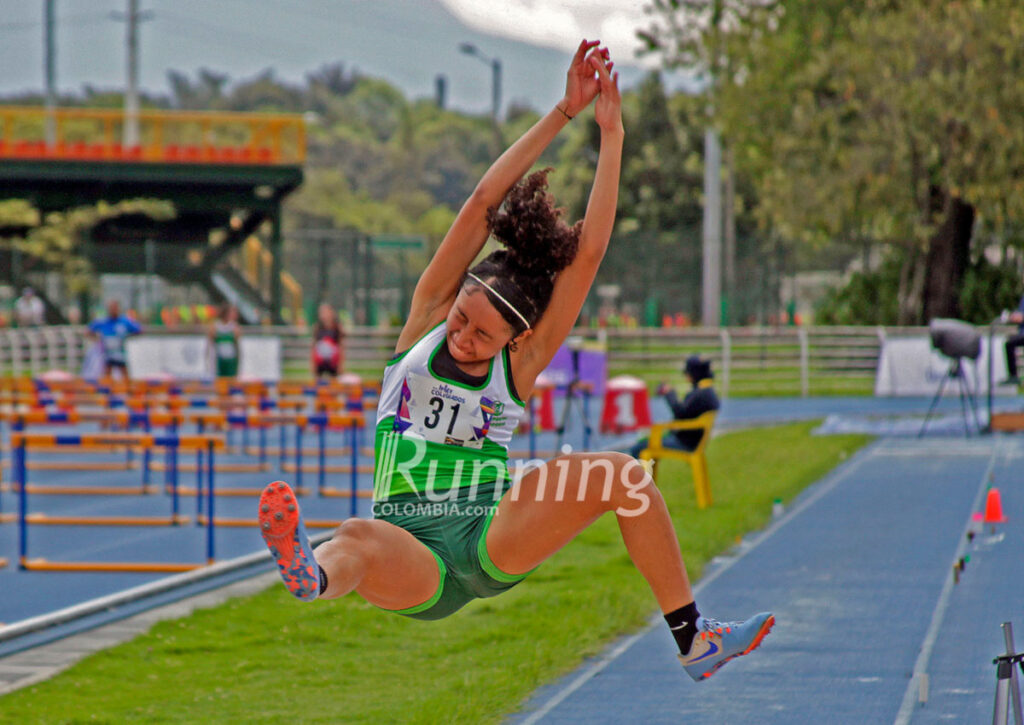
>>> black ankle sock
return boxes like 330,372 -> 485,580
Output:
318,567 -> 328,596
665,601 -> 701,655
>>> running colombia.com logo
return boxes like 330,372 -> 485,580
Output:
373,501 -> 499,518
373,439 -> 653,517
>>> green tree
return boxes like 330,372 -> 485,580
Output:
643,0 -> 1024,324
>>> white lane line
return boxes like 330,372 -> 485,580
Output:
517,442 -> 878,725
892,437 -> 1000,725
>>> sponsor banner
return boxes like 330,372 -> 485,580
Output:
542,343 -> 608,399
126,336 -> 281,381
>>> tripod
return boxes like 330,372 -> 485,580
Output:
993,622 -> 1024,725
553,349 -> 593,454
919,356 -> 982,437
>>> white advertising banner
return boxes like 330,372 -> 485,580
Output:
874,334 -> 1011,396
126,336 -> 281,381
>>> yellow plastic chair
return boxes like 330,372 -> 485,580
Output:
638,411 -> 717,509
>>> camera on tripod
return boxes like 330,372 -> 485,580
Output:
919,318 -> 983,436
556,336 -> 593,452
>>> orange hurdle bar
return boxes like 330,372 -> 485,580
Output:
165,484 -> 310,498
196,515 -> 342,529
19,558 -> 206,573
145,460 -> 271,474
244,446 -> 376,457
24,513 -> 190,526
10,432 -> 225,451
26,460 -> 139,471
318,488 -> 375,500
281,462 -> 376,474
1,483 -> 157,496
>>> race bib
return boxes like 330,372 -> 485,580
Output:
315,338 -> 338,362
392,372 -> 498,449
216,341 -> 238,359
102,336 -> 124,360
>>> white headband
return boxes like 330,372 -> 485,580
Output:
466,273 -> 531,330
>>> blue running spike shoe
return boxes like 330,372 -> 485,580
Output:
679,612 -> 775,681
259,481 -> 320,601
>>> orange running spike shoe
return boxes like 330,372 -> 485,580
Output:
679,612 -> 775,681
259,481 -> 320,601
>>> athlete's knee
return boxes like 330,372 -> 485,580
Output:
332,517 -> 375,543
323,518 -> 378,559
574,451 -> 653,508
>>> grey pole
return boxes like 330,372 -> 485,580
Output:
44,0 -> 57,148
723,146 -> 736,324
491,57 -> 502,123
124,0 -> 141,147
1004,622 -> 1023,725
702,128 -> 722,327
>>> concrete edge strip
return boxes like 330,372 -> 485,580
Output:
517,441 -> 879,724
891,438 -> 1000,725
0,530 -> 334,645
0,572 -> 280,697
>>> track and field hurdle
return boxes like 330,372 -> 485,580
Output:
0,409 -> 190,496
284,412 -> 367,517
187,411 -> 367,526
11,431 -> 225,573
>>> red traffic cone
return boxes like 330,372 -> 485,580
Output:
983,487 -> 1007,525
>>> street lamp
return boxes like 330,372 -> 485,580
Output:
458,42 -> 502,122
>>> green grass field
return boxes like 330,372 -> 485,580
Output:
1,422 -> 870,724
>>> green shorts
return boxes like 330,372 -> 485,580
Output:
372,481 -> 529,620
216,358 -> 239,377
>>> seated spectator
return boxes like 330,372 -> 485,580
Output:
630,355 -> 720,458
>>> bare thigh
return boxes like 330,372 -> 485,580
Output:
484,451 -> 652,576
314,517 -> 441,611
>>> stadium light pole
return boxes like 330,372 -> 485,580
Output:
458,42 -> 502,122
44,0 -> 56,148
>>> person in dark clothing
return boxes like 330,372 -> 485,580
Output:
1002,296 -> 1024,384
630,355 -> 720,458
312,303 -> 345,379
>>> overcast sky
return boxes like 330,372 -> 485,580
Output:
0,0 -> 680,115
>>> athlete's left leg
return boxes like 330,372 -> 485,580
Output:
484,451 -> 773,681
484,451 -> 692,612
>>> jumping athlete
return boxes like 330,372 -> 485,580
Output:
259,40 -> 773,681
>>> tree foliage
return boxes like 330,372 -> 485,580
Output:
641,0 -> 1024,324
1,58 -> 734,323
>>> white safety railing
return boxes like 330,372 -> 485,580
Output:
0,323 -> 1010,397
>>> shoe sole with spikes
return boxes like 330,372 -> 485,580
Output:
259,481 -> 320,601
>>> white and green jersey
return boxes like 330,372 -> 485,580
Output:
373,322 -> 526,501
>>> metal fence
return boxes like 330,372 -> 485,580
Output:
0,324 -> 980,397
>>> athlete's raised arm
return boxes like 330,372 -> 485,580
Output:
517,53 -> 623,380
397,39 -> 607,351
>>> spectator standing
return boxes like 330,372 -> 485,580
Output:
311,303 -> 344,379
88,299 -> 141,379
209,303 -> 241,379
14,287 -> 45,327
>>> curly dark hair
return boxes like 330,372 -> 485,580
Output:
465,168 -> 581,336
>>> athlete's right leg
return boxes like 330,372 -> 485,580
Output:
259,481 -> 439,611
314,517 -> 439,610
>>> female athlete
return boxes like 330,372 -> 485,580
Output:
259,40 -> 772,681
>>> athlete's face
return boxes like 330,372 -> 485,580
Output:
445,286 -> 516,365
